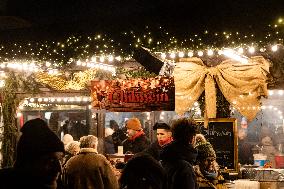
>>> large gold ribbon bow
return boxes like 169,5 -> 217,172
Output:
174,56 -> 270,122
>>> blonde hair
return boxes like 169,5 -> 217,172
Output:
65,141 -> 80,155
79,135 -> 98,148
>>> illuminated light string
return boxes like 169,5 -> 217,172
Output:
17,97 -> 92,116
0,28 -> 283,88
156,44 -> 280,61
75,60 -> 116,75
175,103 -> 283,120
17,104 -> 93,117
0,28 -> 282,65
0,58 -> 117,73
0,71 -> 6,88
0,28 -> 282,71
177,89 -> 284,120
268,90 -> 284,96
231,105 -> 283,120
19,96 -> 92,109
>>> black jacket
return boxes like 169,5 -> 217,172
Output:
160,141 -> 198,189
144,140 -> 162,161
122,134 -> 150,154
0,168 -> 57,189
104,135 -> 116,154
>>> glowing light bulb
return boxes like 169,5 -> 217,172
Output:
272,45 -> 278,52
188,51 -> 194,57
207,49 -> 214,56
238,48 -> 244,54
46,62 -> 51,67
248,47 -> 255,54
197,51 -> 203,56
178,52 -> 185,58
170,53 -> 176,59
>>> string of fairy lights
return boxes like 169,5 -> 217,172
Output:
1,26 -> 284,119
17,89 -> 284,121
0,26 -> 283,67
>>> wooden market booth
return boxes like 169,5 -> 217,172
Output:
0,29 -> 284,188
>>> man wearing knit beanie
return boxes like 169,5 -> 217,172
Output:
122,118 -> 150,154
0,118 -> 65,189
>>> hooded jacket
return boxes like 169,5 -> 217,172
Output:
160,141 -> 198,189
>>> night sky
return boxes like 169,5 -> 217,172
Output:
1,0 -> 284,40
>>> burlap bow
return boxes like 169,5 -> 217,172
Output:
174,56 -> 270,123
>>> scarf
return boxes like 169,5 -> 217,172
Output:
129,130 -> 145,141
158,137 -> 173,147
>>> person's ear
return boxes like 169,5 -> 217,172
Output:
191,136 -> 196,145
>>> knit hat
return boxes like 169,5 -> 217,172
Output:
126,118 -> 142,131
153,122 -> 171,131
196,142 -> 216,160
15,118 -> 65,166
195,134 -> 216,160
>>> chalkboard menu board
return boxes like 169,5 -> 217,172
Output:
197,118 -> 238,171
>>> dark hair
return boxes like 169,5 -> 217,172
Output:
153,122 -> 171,131
119,152 -> 165,189
109,120 -> 119,129
171,117 -> 198,144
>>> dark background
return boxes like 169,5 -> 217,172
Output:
0,0 -> 283,40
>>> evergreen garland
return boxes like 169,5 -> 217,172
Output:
1,73 -> 20,168
198,85 -> 231,118
117,67 -> 157,79
1,72 -> 40,168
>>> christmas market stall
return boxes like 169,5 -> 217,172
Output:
0,27 -> 284,188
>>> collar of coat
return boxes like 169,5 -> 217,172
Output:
79,148 -> 98,154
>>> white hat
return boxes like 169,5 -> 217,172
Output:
62,134 -> 74,146
105,127 -> 114,137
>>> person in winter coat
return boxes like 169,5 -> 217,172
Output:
144,122 -> 173,161
160,117 -> 198,189
62,140 -> 80,166
0,118 -> 65,189
261,136 -> 278,167
110,120 -> 127,152
104,127 -> 116,154
194,134 -> 226,189
62,135 -> 119,189
122,118 -> 150,154
119,152 -> 165,189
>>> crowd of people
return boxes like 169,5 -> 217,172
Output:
0,117 -> 228,189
